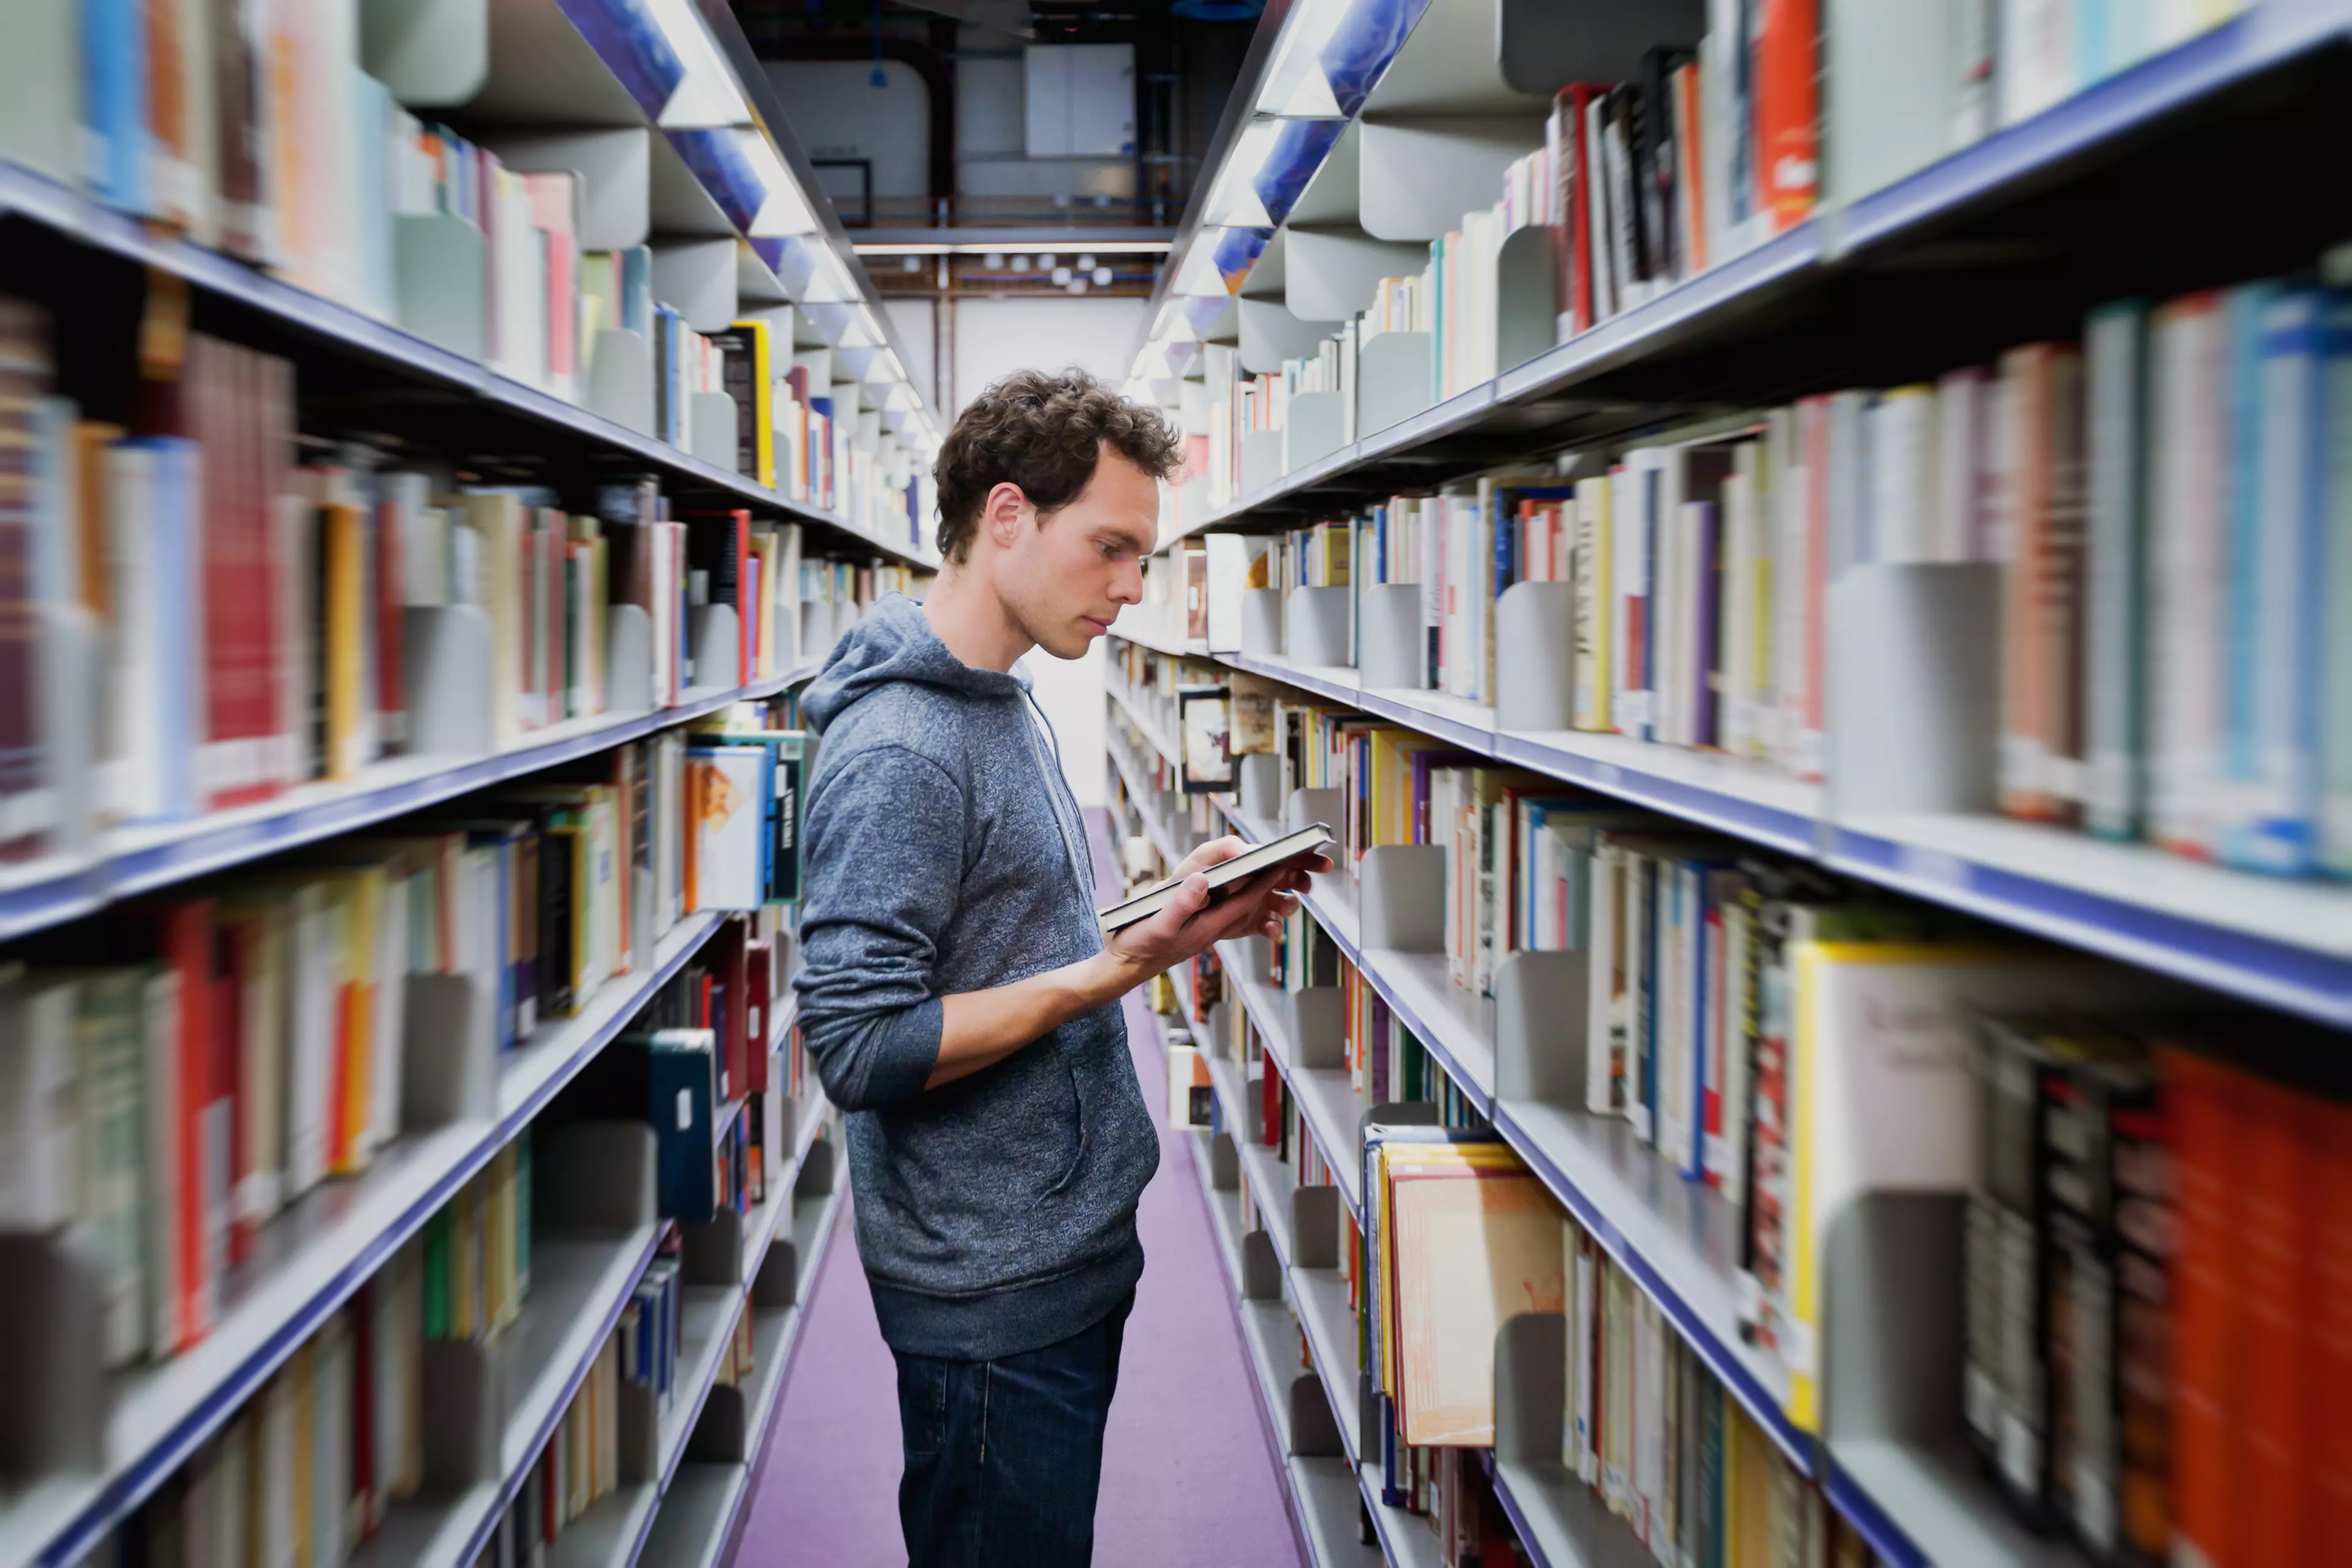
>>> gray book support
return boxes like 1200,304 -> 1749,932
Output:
1358,332 -> 1433,438
1359,845 -> 1446,952
532,1122 -> 658,1232
799,597 -> 834,665
1239,298 -> 1342,376
1241,1229 -> 1283,1302
1284,586 -> 1354,668
1238,753 -> 1283,823
687,1381 -> 747,1466
1240,430 -> 1284,496
360,0 -> 488,105
1493,1312 -> 1566,1466
1827,564 -> 2000,817
1293,1186 -> 1342,1270
1289,1373 -> 1346,1458
0,1235 -> 105,1478
1284,391 -> 1349,473
1497,0 -> 1705,92
650,239 -> 739,334
401,973 -> 497,1129
475,129 -> 650,251
1210,1131 -> 1240,1192
603,603 -> 652,717
798,1134 -> 839,1198
1289,989 -> 1347,1072
1490,950 -> 1590,1106
688,604 -> 741,692
1240,589 -> 1284,658
1357,584 -> 1426,691
1822,1192 -> 1963,1450
1284,788 -> 1350,914
396,216 -> 488,360
617,1376 -> 660,1488
586,328 -> 656,435
1495,225 -> 1561,374
403,605 -> 497,756
1359,119 -> 1547,243
419,1335 -> 501,1492
688,391 -> 741,472
1494,581 -> 1577,731
37,601 -> 97,856
1284,226 -> 1430,324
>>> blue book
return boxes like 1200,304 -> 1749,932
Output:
144,439 -> 200,821
2219,285 -> 2325,874
620,246 -> 654,337
81,0 -> 148,214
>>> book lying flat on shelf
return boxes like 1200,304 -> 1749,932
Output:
1096,824 -> 1334,934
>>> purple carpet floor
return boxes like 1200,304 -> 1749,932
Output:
731,812 -> 1303,1568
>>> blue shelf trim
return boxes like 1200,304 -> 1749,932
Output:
0,668 -> 815,948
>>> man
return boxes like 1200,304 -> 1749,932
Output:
792,368 -> 1325,1566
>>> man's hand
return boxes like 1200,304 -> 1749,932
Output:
925,834 -> 1333,1090
1101,834 -> 1335,990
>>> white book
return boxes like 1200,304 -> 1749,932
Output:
2000,0 -> 2078,127
2147,298 -> 2227,855
285,883 -> 336,1199
1712,898 -> 1755,1205
1870,385 -> 1939,564
366,873 -> 411,1158
1935,368 -> 1992,562
0,974 -> 80,1230
1586,842 -> 1623,1117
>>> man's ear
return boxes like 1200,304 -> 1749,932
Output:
982,481 -> 1030,550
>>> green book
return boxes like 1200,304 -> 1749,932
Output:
421,1210 -> 450,1340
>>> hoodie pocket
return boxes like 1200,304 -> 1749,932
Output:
1042,1056 -> 1090,1197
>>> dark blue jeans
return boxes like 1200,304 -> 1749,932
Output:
893,1291 -> 1135,1567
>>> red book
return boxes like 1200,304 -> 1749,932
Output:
744,938 -> 773,1094
2316,1094 -> 2352,1544
1553,84 -> 1607,334
2239,1073 -> 2313,1565
2163,1046 -> 2245,1568
711,919 -> 750,1104
1754,0 -> 1819,232
127,899 -> 225,1352
1260,1047 -> 1280,1148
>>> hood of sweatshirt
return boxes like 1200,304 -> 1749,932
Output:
798,592 -> 1027,733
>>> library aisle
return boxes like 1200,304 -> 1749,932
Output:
735,817 -> 1302,1568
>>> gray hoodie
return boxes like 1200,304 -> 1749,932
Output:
791,592 -> 1160,1360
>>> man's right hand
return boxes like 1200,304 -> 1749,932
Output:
1100,845 -> 1331,986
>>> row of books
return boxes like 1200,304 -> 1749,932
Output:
0,300 -> 880,864
2,5 -> 934,537
98,909 -> 809,1568
107,1152 -> 523,1566
1155,255 -> 2352,883
1172,3 -> 2255,518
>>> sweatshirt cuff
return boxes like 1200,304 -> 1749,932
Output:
866,993 -> 944,1106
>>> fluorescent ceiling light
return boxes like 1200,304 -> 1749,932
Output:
851,241 -> 1174,256
646,0 -> 752,127
1254,0 -> 1348,117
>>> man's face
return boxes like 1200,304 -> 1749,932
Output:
998,447 -> 1158,660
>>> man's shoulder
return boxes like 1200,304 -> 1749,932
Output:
815,684 -> 981,784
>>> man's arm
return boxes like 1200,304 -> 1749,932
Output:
925,836 -> 1323,1090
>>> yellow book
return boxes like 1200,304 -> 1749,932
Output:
1574,479 -> 1611,732
323,501 -> 364,780
1784,941 -> 2157,1430
729,318 -> 775,488
1725,1403 -> 1774,1567
290,1343 -> 316,1568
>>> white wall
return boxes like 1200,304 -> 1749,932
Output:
763,60 -> 930,200
952,295 -> 1150,808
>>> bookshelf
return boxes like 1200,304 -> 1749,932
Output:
1104,10 -> 2352,1551
0,2 -> 885,1565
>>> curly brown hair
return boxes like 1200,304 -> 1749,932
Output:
933,368 -> 1182,565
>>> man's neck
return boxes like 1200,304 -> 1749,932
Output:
921,564 -> 1035,673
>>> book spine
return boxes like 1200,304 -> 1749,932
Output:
2084,303 -> 2147,839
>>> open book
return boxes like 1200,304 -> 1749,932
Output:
1096,824 -> 1333,935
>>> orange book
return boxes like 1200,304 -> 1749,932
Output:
2312,1093 -> 2352,1543
1999,344 -> 2087,823
1754,0 -> 1819,232
2237,1073 -> 2313,1563
2165,1046 -> 2245,1568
